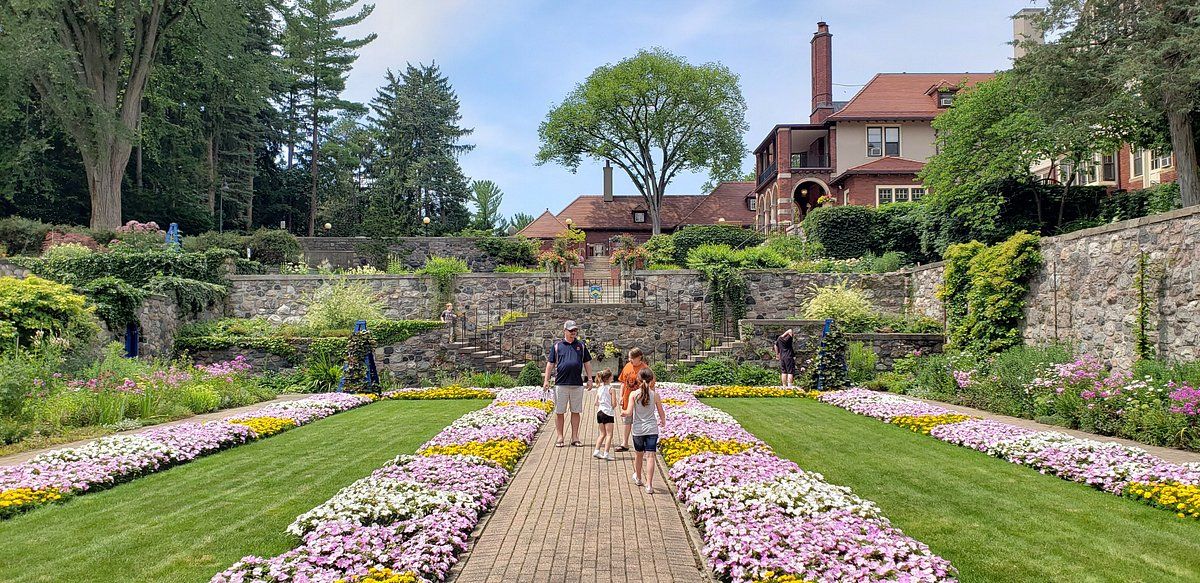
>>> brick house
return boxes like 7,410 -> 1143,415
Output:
752,21 -> 994,233
518,181 -> 756,257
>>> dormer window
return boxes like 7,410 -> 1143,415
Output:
632,211 -> 647,223
747,197 -> 757,211
938,92 -> 954,107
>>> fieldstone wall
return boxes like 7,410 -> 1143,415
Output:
226,273 -> 557,324
190,347 -> 292,371
907,263 -> 945,321
0,260 -> 31,279
735,319 -> 943,371
376,325 -> 476,383
298,237 -> 499,271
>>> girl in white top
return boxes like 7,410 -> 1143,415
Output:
593,369 -> 619,461
621,367 -> 667,494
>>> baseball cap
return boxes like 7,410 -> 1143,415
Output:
563,320 -> 579,331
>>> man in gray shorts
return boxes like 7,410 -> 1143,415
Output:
543,320 -> 593,447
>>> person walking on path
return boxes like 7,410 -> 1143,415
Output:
440,303 -> 457,341
593,369 -> 618,461
775,329 -> 797,388
622,367 -> 666,494
543,320 -> 593,447
615,347 -> 649,452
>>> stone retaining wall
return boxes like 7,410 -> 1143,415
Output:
298,237 -> 499,271
735,319 -> 944,371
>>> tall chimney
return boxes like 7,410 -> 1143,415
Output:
810,21 -> 833,124
1012,8 -> 1045,60
603,160 -> 613,202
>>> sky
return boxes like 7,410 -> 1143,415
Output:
342,0 -> 1040,222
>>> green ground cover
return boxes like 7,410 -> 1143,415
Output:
710,397 -> 1200,583
0,399 -> 483,583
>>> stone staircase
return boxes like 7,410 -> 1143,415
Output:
675,335 -> 744,366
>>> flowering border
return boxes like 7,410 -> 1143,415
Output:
660,383 -> 956,582
211,386 -> 547,583
818,389 -> 1200,519
0,393 -> 372,519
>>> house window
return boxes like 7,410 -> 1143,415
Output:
1101,154 -> 1116,181
894,187 -> 910,202
867,127 -> 883,157
632,211 -> 647,223
1152,150 -> 1172,170
884,127 -> 900,156
877,187 -> 893,205
938,92 -> 954,107
1132,149 -> 1144,177
878,185 -> 923,205
911,187 -> 925,201
747,197 -> 757,211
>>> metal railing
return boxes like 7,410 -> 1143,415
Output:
791,153 -> 830,169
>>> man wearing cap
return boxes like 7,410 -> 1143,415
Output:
543,320 -> 593,447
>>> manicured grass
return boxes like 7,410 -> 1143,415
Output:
0,399 -> 484,583
710,398 -> 1200,583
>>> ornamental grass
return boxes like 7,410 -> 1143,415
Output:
1126,481 -> 1200,519
228,416 -> 298,438
659,436 -> 759,467
419,439 -> 529,472
696,385 -> 821,398
0,487 -> 63,517
337,567 -> 420,583
889,414 -> 976,434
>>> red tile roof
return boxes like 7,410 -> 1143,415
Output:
677,181 -> 755,226
832,157 -> 926,184
518,210 -> 570,238
827,73 -> 995,121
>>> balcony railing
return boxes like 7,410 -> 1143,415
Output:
791,153 -> 830,169
757,164 -> 777,186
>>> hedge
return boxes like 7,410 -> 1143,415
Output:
802,206 -> 875,259
670,225 -> 765,265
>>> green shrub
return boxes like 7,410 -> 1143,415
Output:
855,251 -> 906,274
847,341 -> 878,385
671,225 -> 764,265
247,228 -> 302,265
763,236 -> 823,261
872,313 -> 943,334
42,242 -> 95,262
737,246 -> 789,269
82,276 -> 147,328
802,283 -> 876,332
802,206 -> 875,259
418,256 -> 469,312
651,361 -> 675,383
235,258 -> 267,275
643,234 -> 677,267
185,231 -> 246,254
679,357 -> 737,385
734,363 -> 777,386
179,384 -> 221,413
0,275 -> 97,347
17,248 -> 231,287
870,202 -> 932,263
494,264 -> 543,273
476,235 -> 539,266
303,280 -> 386,332
517,361 -> 543,386
462,371 -> 518,388
940,231 -> 1042,353
0,216 -> 52,256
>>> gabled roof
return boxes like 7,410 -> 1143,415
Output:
832,157 -> 926,184
827,73 -> 995,121
677,181 -> 755,226
518,210 -> 570,238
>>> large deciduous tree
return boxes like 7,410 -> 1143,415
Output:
1018,0 -> 1200,207
536,49 -> 747,235
0,0 -> 193,229
283,0 -> 376,235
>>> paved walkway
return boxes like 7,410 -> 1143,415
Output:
0,393 -> 310,466
451,390 -> 709,583
912,396 -> 1200,465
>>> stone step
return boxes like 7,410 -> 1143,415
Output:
483,355 -> 504,363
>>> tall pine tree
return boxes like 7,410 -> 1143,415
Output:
283,0 -> 376,235
367,63 -> 473,236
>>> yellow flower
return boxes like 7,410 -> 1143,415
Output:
386,386 -> 496,400
336,567 -> 420,583
0,487 -> 64,517
659,436 -> 761,467
1127,481 -> 1200,519
889,414 -> 975,434
228,416 -> 298,438
496,400 -> 554,413
420,439 -> 528,472
695,386 -> 821,399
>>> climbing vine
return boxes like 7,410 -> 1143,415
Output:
814,319 -> 848,391
417,256 -> 469,315
1133,251 -> 1164,361
938,231 -> 1042,353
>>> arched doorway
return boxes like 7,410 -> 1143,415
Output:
792,178 -> 830,219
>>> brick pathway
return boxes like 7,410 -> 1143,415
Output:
451,390 -> 710,583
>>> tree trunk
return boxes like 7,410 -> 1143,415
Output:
1166,106 -> 1199,207
246,146 -> 255,228
206,132 -> 217,213
84,143 -> 131,230
308,108 -> 319,236
287,88 -> 297,169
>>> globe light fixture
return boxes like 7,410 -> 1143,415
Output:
422,216 -> 431,225
323,222 -> 332,231
717,217 -> 726,223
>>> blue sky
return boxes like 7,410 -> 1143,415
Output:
343,0 -> 1038,221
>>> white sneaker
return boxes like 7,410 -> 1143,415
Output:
645,485 -> 654,494
603,452 -> 615,461
592,450 -> 601,458
631,473 -> 643,486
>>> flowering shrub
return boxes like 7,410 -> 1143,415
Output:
889,414 -> 975,434
0,393 -> 370,518
213,395 -> 546,582
228,416 -> 297,438
696,385 -> 821,398
656,384 -> 956,582
384,386 -> 496,400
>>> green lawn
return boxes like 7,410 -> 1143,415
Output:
0,399 -> 484,583
709,398 -> 1200,583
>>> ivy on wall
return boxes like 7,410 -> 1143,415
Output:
938,231 -> 1042,353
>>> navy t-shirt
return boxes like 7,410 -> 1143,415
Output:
547,339 -> 591,386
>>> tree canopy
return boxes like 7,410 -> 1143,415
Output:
537,48 -> 747,234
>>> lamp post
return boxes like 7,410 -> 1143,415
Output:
323,222 -> 332,236
422,216 -> 431,236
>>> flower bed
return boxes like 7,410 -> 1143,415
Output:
212,390 -> 547,583
384,386 -> 496,400
695,386 -> 821,399
819,389 -> 1200,519
657,385 -> 956,582
0,393 -> 370,518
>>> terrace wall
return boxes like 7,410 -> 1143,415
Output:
736,319 -> 944,371
297,236 -> 499,271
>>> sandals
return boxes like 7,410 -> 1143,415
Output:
570,441 -> 583,447
615,445 -> 629,452
554,441 -> 566,448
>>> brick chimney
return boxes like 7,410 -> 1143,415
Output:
810,21 -> 833,124
1012,8 -> 1045,60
